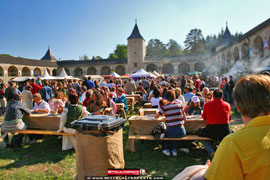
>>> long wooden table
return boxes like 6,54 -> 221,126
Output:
23,113 -> 61,130
126,115 -> 206,152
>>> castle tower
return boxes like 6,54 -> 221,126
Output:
127,22 -> 145,73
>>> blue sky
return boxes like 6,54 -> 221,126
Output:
0,0 -> 269,60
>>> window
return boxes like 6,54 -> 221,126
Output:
134,52 -> 137,54
134,63 -> 137,67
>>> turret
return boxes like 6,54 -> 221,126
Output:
127,22 -> 145,73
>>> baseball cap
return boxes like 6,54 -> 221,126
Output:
191,96 -> 200,103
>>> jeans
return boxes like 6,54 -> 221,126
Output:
201,140 -> 215,154
164,125 -> 186,150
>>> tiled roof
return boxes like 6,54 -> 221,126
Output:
41,48 -> 57,60
0,55 -> 57,67
216,18 -> 270,54
219,23 -> 234,46
57,58 -> 127,67
127,23 -> 144,40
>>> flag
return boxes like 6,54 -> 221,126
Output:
264,40 -> 268,50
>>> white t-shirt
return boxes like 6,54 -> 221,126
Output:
81,92 -> 86,102
151,97 -> 162,107
32,100 -> 51,113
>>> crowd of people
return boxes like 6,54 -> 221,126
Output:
0,74 -> 234,149
1,72 -> 270,179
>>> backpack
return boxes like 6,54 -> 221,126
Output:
151,122 -> 167,139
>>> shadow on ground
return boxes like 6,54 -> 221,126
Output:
0,136 -> 74,170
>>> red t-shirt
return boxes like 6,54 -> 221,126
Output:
31,83 -> 42,95
195,79 -> 201,89
202,99 -> 231,125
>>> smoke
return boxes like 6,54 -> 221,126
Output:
203,54 -> 270,80
223,56 -> 270,79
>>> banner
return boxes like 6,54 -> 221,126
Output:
264,40 -> 268,50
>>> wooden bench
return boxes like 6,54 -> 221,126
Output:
129,134 -> 212,159
12,130 -> 75,136
129,135 -> 212,141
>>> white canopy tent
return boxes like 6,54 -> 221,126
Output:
110,72 -> 120,78
56,68 -> 76,80
11,77 -> 31,82
130,68 -> 155,78
40,69 -> 56,80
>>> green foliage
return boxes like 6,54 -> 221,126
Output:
184,28 -> 205,54
91,56 -> 103,60
108,53 -> 118,59
0,54 -> 14,57
146,39 -> 167,57
79,54 -> 90,60
114,44 -> 128,59
205,34 -> 218,54
108,44 -> 128,59
166,39 -> 184,56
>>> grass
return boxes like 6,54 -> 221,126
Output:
0,106 -> 244,180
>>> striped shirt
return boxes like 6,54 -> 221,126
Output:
159,102 -> 184,127
4,100 -> 30,121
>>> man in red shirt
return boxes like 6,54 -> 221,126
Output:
30,78 -> 42,95
199,88 -> 232,155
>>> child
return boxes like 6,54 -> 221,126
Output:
184,96 -> 202,115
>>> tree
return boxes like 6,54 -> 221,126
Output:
184,29 -> 205,54
108,44 -> 128,59
0,54 -> 14,57
79,54 -> 90,60
114,44 -> 127,59
146,39 -> 167,56
108,53 -> 118,59
91,56 -> 103,60
166,39 -> 184,56
205,35 -> 218,53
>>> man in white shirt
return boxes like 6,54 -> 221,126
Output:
32,93 -> 50,114
80,86 -> 87,102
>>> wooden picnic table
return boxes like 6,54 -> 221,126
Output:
126,97 -> 136,111
126,94 -> 141,103
126,115 -> 206,152
139,108 -> 159,116
143,103 -> 152,108
23,113 -> 60,130
116,103 -> 125,110
116,103 -> 127,119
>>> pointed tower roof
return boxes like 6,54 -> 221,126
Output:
41,47 -> 57,61
219,22 -> 234,46
127,23 -> 144,40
